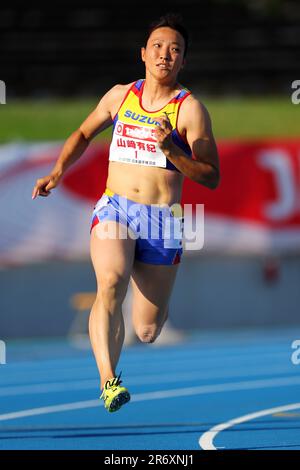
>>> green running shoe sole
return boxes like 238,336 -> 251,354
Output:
109,391 -> 131,413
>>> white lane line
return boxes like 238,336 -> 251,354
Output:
0,365 -> 297,397
0,380 -> 97,397
0,400 -> 100,422
130,376 -> 300,401
199,402 -> 300,450
1,375 -> 300,422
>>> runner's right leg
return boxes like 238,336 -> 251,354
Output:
89,221 -> 136,389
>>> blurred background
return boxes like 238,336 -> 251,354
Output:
0,0 -> 300,345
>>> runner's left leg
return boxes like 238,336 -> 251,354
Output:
130,260 -> 179,343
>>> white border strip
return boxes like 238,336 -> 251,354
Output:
199,402 -> 300,450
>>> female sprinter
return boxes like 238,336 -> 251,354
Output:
32,13 -> 220,413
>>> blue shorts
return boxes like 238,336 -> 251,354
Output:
90,188 -> 183,265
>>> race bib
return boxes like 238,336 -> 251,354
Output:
109,120 -> 167,168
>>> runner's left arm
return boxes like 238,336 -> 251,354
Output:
155,98 -> 220,189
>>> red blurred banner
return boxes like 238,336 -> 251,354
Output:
183,139 -> 300,228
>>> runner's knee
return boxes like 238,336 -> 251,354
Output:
99,272 -> 129,308
135,324 -> 162,344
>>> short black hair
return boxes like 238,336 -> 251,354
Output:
145,12 -> 189,58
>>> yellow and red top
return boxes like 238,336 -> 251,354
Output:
109,78 -> 192,171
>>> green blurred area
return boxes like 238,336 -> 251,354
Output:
0,96 -> 298,143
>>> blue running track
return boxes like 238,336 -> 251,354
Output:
0,327 -> 300,450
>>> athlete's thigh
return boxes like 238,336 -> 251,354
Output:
130,259 -> 179,326
90,221 -> 136,287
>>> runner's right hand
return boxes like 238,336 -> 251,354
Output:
32,172 -> 62,199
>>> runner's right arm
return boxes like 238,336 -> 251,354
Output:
32,84 -> 127,199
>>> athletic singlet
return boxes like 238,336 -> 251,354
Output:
108,79 -> 192,172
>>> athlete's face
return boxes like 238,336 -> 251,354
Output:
141,27 -> 185,80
